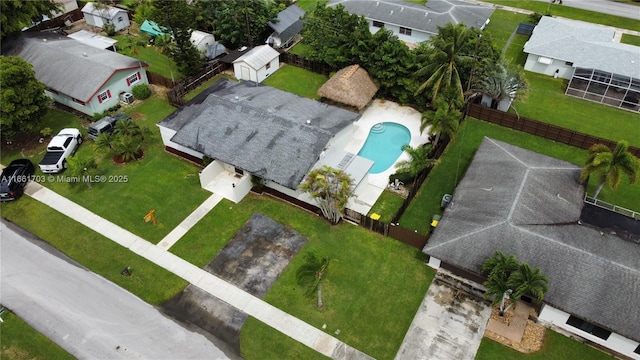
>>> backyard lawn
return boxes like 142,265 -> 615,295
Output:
113,35 -> 183,81
262,64 -> 328,99
484,9 -> 532,53
0,310 -> 74,360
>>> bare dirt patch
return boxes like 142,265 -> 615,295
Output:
161,213 -> 308,354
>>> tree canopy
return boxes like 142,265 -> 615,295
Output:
580,141 -> 639,199
296,251 -> 330,308
0,56 -> 50,140
0,0 -> 61,40
298,166 -> 354,224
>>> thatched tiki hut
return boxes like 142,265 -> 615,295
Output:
317,65 -> 378,110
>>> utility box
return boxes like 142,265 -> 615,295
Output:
119,92 -> 134,104
441,194 -> 452,209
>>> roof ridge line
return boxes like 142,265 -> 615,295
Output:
487,138 -> 529,167
426,220 -> 506,251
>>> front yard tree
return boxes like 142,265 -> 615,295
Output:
507,263 -> 549,303
151,0 -> 203,76
0,0 -> 61,39
66,154 -> 98,190
296,252 -> 330,308
0,56 -> 50,140
299,166 -> 354,225
580,140 -> 639,199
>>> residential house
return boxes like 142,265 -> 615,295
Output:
524,16 -> 640,112
81,2 -> 130,32
329,0 -> 494,44
423,137 -> 640,360
266,4 -> 305,49
317,65 -> 379,110
3,32 -> 148,116
157,79 -> 372,204
232,45 -> 280,83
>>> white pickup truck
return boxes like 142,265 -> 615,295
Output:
38,128 -> 83,173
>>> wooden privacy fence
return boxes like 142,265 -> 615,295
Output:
167,60 -> 229,107
25,8 -> 83,33
147,71 -> 177,89
280,53 -> 336,76
344,209 -> 429,250
467,103 -> 640,157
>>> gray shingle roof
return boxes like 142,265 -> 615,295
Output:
423,138 -> 640,342
3,33 -> 145,102
268,4 -> 305,43
329,0 -> 494,35
524,16 -> 640,79
158,80 -> 361,189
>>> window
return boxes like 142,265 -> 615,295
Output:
399,27 -> 412,36
537,56 -> 553,65
265,62 -> 271,70
126,72 -> 141,86
118,16 -> 123,23
566,315 -> 612,340
96,90 -> 111,104
373,20 -> 384,28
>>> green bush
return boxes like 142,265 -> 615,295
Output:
103,23 -> 116,36
131,84 -> 151,100
389,172 -> 413,185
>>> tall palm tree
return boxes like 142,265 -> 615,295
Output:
66,155 -> 98,190
474,59 -> 529,115
414,23 -> 474,105
482,251 -> 520,315
394,143 -> 438,188
420,98 -> 461,145
507,263 -> 549,302
482,250 -> 519,279
580,140 -> 639,199
296,252 -> 330,308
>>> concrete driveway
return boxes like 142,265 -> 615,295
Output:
0,220 -> 237,360
395,270 -> 491,360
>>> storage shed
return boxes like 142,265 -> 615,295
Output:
232,45 -> 280,83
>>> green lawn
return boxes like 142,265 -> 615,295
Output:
621,33 -> 640,46
262,64 -> 328,99
172,193 -> 434,360
476,329 -> 615,360
484,9 -> 532,52
482,0 -> 640,32
289,43 -> 313,57
400,118 -> 640,234
368,190 -> 405,223
113,35 -> 183,80
1,97 -> 211,244
1,311 -> 74,360
513,72 -> 640,147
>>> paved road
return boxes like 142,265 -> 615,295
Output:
0,220 -> 236,360
533,0 -> 640,20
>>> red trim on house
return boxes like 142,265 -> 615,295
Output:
83,64 -> 149,102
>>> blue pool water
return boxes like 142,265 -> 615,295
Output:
357,122 -> 411,174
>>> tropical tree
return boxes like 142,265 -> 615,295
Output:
482,251 -> 549,316
151,0 -> 203,76
95,119 -> 149,163
474,59 -> 529,115
66,155 -> 98,190
298,166 -> 354,224
419,97 -> 461,145
580,140 -> 639,199
296,251 -> 330,308
394,143 -> 438,188
0,0 -> 61,40
0,56 -> 50,140
415,23 -> 474,105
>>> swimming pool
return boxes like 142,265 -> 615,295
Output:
357,122 -> 411,174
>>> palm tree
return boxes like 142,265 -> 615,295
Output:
507,263 -> 549,302
394,143 -> 438,188
482,251 -> 520,315
483,273 -> 514,316
420,98 -> 461,145
474,59 -> 529,116
580,140 -> 639,199
298,166 -> 354,224
113,136 -> 143,163
414,23 -> 474,105
296,252 -> 330,308
66,155 -> 98,190
482,250 -> 519,279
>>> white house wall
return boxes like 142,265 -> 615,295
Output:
368,21 -> 431,44
524,54 -> 574,80
199,160 -> 224,188
538,304 -> 640,359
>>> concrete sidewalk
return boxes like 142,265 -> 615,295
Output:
23,182 -> 373,360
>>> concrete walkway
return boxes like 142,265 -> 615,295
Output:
23,182 -> 373,360
157,193 -> 223,250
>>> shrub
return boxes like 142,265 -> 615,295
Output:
131,84 -> 151,100
103,23 -> 116,36
389,172 -> 413,185
40,127 -> 53,137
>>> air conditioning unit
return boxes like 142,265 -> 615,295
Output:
119,92 -> 134,104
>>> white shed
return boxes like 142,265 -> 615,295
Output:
81,2 -> 130,32
232,45 -> 280,83
190,30 -> 215,54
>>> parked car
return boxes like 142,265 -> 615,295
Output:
88,114 -> 131,140
1,159 -> 35,201
39,128 -> 82,173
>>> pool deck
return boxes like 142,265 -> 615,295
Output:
346,100 -> 429,215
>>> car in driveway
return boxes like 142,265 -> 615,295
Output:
88,114 -> 130,140
1,159 -> 35,201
